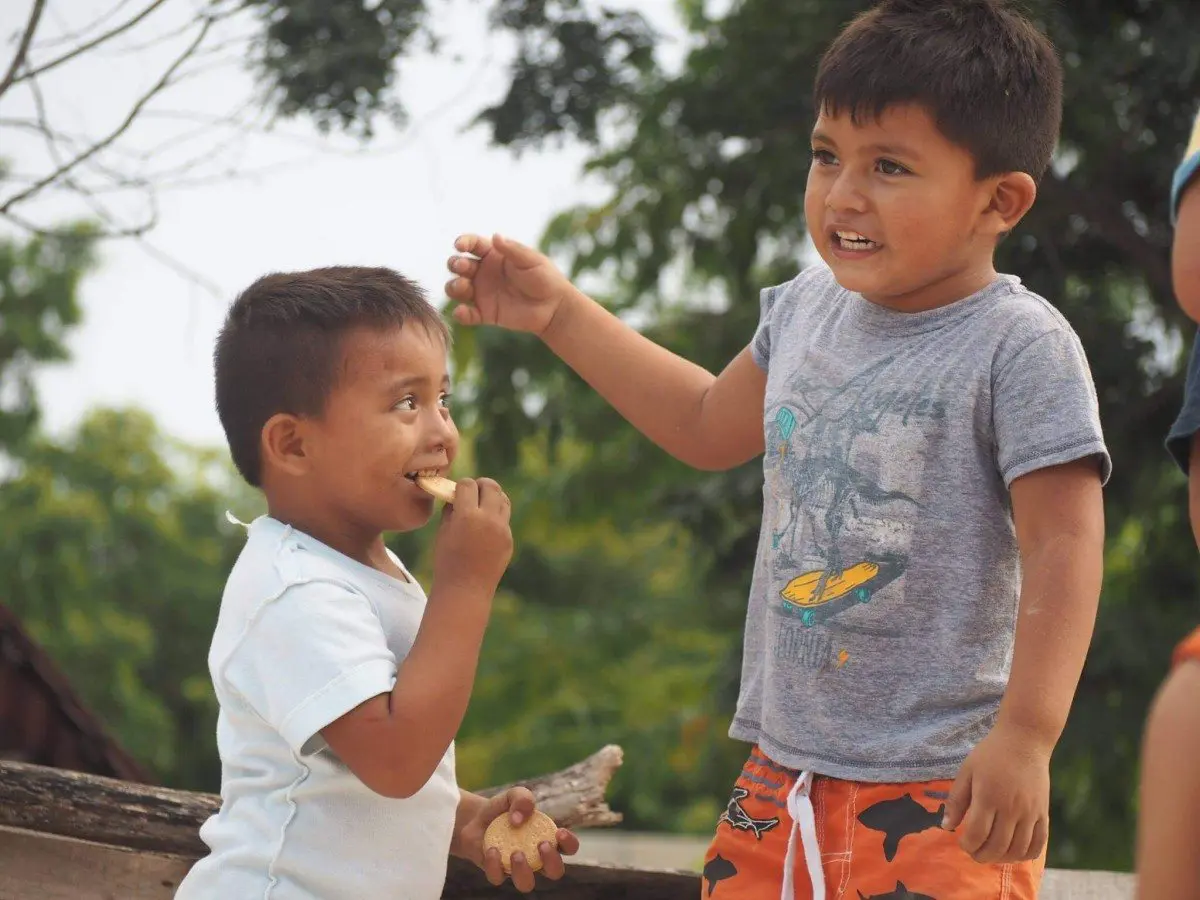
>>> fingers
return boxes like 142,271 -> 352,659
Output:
483,847 -> 505,886
448,255 -> 480,279
451,302 -> 482,327
970,809 -> 1014,864
454,233 -> 493,257
451,477 -> 480,511
539,841 -> 566,881
508,851 -> 536,893
941,769 -> 971,833
492,233 -> 543,269
957,803 -> 996,859
556,828 -> 579,857
477,477 -> 512,519
445,275 -> 474,302
1003,814 -> 1037,863
1026,816 -> 1048,860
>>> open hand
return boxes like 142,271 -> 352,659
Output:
445,234 -> 577,337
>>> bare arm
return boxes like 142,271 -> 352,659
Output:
1135,660 -> 1200,899
1175,180 -> 1200,323
319,581 -> 491,798
996,459 -> 1105,747
321,480 -> 511,799
542,286 -> 766,471
447,234 -> 766,471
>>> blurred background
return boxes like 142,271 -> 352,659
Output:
1,0 -> 1197,874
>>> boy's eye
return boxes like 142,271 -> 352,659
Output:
811,148 -> 837,166
876,158 -> 909,176
394,396 -> 417,411
439,392 -> 452,408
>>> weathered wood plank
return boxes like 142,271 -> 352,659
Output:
0,747 -> 622,856
0,827 -> 192,900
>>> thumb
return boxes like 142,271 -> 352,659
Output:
942,767 -> 972,832
503,787 -> 536,826
492,233 -> 544,269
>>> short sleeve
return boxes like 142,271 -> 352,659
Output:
223,580 -> 397,755
993,327 -> 1111,487
1172,110 -> 1200,224
1167,330 -> 1200,474
751,284 -> 780,371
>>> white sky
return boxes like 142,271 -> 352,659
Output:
2,0 -> 689,448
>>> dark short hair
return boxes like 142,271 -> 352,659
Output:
814,0 -> 1063,183
214,266 -> 449,486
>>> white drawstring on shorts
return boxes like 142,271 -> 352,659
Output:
781,770 -> 826,900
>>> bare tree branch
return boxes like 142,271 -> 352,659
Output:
27,70 -> 159,238
33,0 -> 140,51
0,0 -> 47,101
8,0 -> 173,89
1,15 -> 213,216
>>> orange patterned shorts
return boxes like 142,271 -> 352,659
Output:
702,747 -> 1044,899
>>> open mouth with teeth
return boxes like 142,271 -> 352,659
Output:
405,468 -> 443,482
833,230 -> 880,252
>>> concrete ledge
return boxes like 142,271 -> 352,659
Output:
576,831 -> 1136,899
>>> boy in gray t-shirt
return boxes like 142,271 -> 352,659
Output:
445,1 -> 1108,897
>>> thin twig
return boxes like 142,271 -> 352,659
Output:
0,0 -> 47,101
1,15 -> 213,215
8,0 -> 173,87
31,0 -> 139,51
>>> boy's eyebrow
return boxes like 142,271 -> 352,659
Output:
384,374 -> 452,393
810,130 -> 923,161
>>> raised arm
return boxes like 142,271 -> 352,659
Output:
447,234 -> 766,471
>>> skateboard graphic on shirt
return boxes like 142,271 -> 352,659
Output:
778,557 -> 905,627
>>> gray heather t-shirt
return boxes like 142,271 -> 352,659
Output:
731,264 -> 1110,783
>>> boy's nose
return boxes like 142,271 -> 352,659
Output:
426,410 -> 459,452
826,172 -> 868,214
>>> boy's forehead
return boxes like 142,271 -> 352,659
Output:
338,325 -> 449,386
813,103 -> 944,152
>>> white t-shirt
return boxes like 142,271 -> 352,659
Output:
175,516 -> 459,900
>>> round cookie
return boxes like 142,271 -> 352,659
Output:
482,809 -> 559,874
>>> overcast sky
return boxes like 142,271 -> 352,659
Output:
3,0 -> 688,449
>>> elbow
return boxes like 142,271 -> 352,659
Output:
362,768 -> 428,800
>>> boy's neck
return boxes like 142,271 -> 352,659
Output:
864,259 -> 1000,314
265,494 -> 404,581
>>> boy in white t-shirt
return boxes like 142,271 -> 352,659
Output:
175,266 -> 577,899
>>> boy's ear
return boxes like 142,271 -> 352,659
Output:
261,413 -> 312,478
983,171 -> 1038,237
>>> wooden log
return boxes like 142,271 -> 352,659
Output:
476,744 -> 623,828
0,746 -> 623,857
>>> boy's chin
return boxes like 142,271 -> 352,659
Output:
387,501 -> 437,533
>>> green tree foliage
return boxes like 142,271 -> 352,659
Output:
0,408 -> 262,789
0,225 -> 97,450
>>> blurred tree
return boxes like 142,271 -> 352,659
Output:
0,224 -> 96,450
0,407 -> 262,789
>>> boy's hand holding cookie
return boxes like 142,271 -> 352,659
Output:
454,787 -> 580,893
446,234 -> 578,338
432,477 -> 513,598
